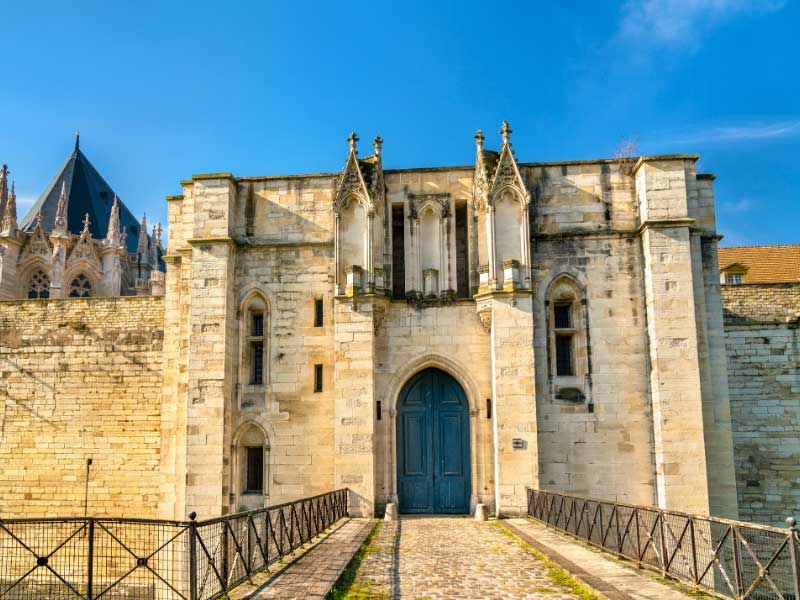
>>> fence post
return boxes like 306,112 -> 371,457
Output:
787,517 -> 800,600
634,508 -> 642,567
188,512 -> 197,600
87,518 -> 94,600
659,510 -> 668,576
731,524 -> 743,598
221,522 -> 229,592
689,517 -> 699,590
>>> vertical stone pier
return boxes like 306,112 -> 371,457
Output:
479,292 -> 539,515
635,158 -> 711,515
333,297 -> 380,516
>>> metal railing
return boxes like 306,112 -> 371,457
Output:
527,488 -> 800,600
0,488 -> 348,600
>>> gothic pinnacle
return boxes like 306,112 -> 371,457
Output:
474,129 -> 485,152
500,121 -> 512,146
137,213 -> 149,262
54,181 -> 69,233
75,130 -> 80,151
373,135 -> 383,157
105,195 -> 121,246
348,132 -> 359,154
82,213 -> 91,235
1,181 -> 17,235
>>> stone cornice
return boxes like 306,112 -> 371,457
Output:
187,237 -> 237,248
631,154 -> 700,175
636,217 -> 696,234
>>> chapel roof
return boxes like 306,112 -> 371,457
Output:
718,244 -> 800,283
20,135 -> 144,254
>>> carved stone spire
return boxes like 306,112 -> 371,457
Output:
348,132 -> 359,154
474,129 -> 485,152
500,121 -> 512,146
105,195 -> 122,247
0,164 -> 8,218
53,181 -> 69,234
150,222 -> 162,266
137,213 -> 149,263
1,181 -> 18,235
373,135 -> 383,157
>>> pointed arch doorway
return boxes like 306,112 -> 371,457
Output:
396,367 -> 471,514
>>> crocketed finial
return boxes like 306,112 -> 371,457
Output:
348,132 -> 359,154
474,129 -> 485,152
500,121 -> 512,145
54,181 -> 69,232
82,213 -> 91,234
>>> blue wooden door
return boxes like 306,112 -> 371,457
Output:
397,368 -> 471,514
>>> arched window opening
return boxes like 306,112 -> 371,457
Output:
239,292 -> 270,409
27,270 -> 50,299
234,423 -> 269,510
546,276 -> 592,402
69,273 -> 92,298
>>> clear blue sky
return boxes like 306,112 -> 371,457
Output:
1,1 -> 797,246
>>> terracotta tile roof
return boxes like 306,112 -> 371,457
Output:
718,244 -> 800,283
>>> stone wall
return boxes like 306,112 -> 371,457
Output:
0,296 -> 164,517
722,283 -> 800,525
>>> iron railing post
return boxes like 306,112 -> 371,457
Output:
87,518 -> 94,600
221,523 -> 230,593
689,517 -> 699,590
787,517 -> 800,600
634,508 -> 642,567
731,524 -> 743,599
659,510 -> 669,576
189,512 -> 197,600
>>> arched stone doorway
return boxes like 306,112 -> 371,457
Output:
396,367 -> 471,514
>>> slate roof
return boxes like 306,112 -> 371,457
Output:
20,137 -> 145,254
718,244 -> 800,283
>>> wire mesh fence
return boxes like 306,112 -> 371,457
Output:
527,487 -> 800,600
0,489 -> 348,600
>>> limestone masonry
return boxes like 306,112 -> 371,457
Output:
0,124 -> 796,525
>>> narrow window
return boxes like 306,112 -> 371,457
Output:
486,398 -> 492,419
392,204 -> 405,299
245,446 -> 263,493
249,311 -> 265,385
455,202 -> 469,298
251,341 -> 264,384
251,313 -> 264,337
377,400 -> 382,421
314,364 -> 323,393
314,298 -> 324,327
555,335 -> 574,376
554,303 -> 572,329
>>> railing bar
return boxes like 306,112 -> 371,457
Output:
0,564 -> 40,599
141,564 -> 190,600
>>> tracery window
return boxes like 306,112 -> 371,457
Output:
69,274 -> 92,298
27,270 -> 51,299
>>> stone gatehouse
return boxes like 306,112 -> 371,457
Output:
0,124 -> 751,522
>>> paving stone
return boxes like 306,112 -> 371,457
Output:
347,515 -> 584,599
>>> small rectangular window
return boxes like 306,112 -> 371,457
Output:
377,400 -> 382,421
554,303 -> 572,329
314,364 -> 323,393
314,298 -> 324,327
251,313 -> 264,337
245,446 -> 263,493
251,341 -> 264,385
727,273 -> 743,285
555,335 -> 574,376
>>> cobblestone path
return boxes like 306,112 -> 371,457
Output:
345,516 -> 585,599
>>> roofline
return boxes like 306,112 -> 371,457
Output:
719,243 -> 800,250
183,153 -> 702,184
